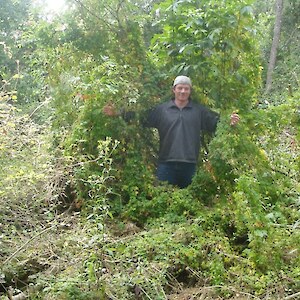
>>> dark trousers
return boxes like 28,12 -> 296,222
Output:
156,162 -> 196,189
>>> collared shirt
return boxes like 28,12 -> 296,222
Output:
145,100 -> 219,163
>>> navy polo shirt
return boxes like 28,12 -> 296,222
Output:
145,100 -> 219,163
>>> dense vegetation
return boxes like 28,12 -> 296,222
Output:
0,0 -> 299,299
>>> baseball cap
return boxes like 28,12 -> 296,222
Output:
173,75 -> 192,87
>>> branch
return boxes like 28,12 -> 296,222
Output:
284,292 -> 300,300
2,225 -> 57,265
29,99 -> 50,118
72,0 -> 116,32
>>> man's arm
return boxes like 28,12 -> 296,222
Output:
202,108 -> 240,133
103,103 -> 157,127
103,103 -> 136,122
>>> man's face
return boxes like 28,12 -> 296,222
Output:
173,84 -> 191,102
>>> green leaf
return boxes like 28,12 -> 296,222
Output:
254,229 -> 268,238
240,6 -> 253,16
12,74 -> 23,79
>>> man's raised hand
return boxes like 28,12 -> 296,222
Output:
230,112 -> 240,126
103,103 -> 119,117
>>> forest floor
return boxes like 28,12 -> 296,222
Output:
1,207 -> 296,300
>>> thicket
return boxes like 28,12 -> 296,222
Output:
0,0 -> 299,299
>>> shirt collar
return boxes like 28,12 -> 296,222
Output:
168,99 -> 193,109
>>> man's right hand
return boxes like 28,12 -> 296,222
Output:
103,103 -> 119,117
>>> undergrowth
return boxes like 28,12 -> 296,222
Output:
1,91 -> 299,299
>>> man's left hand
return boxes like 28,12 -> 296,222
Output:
230,113 -> 240,126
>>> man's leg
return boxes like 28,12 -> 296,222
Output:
156,162 -> 196,188
175,162 -> 196,188
156,162 -> 177,186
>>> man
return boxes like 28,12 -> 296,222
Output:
103,75 -> 239,188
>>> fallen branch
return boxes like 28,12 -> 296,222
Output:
284,292 -> 300,300
2,224 -> 57,265
8,287 -> 26,300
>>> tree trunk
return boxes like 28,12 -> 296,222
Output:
265,0 -> 284,94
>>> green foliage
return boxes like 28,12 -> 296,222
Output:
0,0 -> 44,110
44,9 -> 166,221
0,0 -> 31,34
0,98 -> 52,214
189,162 -> 219,205
123,186 -> 206,224
70,137 -> 119,223
152,0 -> 261,110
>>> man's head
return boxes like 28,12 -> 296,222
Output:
172,75 -> 192,103
173,75 -> 192,87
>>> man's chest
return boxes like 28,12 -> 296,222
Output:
158,107 -> 201,130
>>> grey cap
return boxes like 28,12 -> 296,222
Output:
173,75 -> 192,87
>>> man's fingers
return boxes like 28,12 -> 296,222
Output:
230,113 -> 240,126
103,103 -> 117,116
